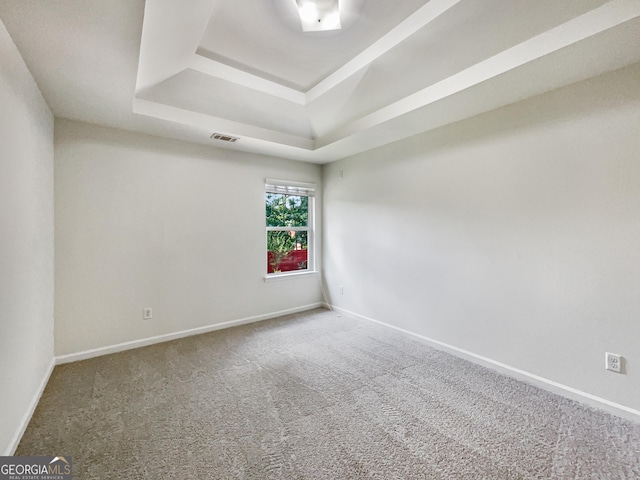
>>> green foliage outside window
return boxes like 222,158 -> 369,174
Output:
266,193 -> 309,272
267,231 -> 296,272
266,194 -> 308,228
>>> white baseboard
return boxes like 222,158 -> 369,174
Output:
56,303 -> 325,365
5,358 -> 55,456
330,305 -> 640,424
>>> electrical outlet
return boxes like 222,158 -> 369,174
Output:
340,170 -> 344,179
339,285 -> 343,295
143,307 -> 153,320
605,352 -> 622,373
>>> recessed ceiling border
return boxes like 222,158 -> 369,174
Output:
145,0 -> 463,106
317,0 -> 640,147
134,0 -> 640,163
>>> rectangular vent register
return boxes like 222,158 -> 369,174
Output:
211,133 -> 239,142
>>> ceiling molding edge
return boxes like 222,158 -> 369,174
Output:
305,0 -> 463,103
133,97 -> 315,150
190,54 -> 307,105
317,0 -> 640,148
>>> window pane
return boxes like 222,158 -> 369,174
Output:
266,193 -> 308,227
267,230 -> 308,273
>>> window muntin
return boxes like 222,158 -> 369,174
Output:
265,181 -> 315,275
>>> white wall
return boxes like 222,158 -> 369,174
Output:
54,119 -> 322,356
323,63 -> 640,414
0,20 -> 54,454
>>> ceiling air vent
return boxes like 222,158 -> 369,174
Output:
210,133 -> 239,143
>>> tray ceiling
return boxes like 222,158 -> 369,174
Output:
2,0 -> 640,163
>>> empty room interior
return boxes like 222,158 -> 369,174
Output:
2,0 -> 640,478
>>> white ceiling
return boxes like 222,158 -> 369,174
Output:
1,0 -> 640,164
197,0 -> 427,90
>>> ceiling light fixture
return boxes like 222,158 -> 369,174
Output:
295,0 -> 341,32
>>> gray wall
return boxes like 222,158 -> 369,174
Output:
0,19 -> 54,454
54,119 -> 322,356
323,63 -> 640,413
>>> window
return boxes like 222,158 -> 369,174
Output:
265,179 -> 315,276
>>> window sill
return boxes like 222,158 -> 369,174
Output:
263,270 -> 319,282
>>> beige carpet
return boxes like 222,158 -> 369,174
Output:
17,308 -> 640,479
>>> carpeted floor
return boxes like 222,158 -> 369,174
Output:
17,308 -> 640,479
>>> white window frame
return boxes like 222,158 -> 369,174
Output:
264,179 -> 317,281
